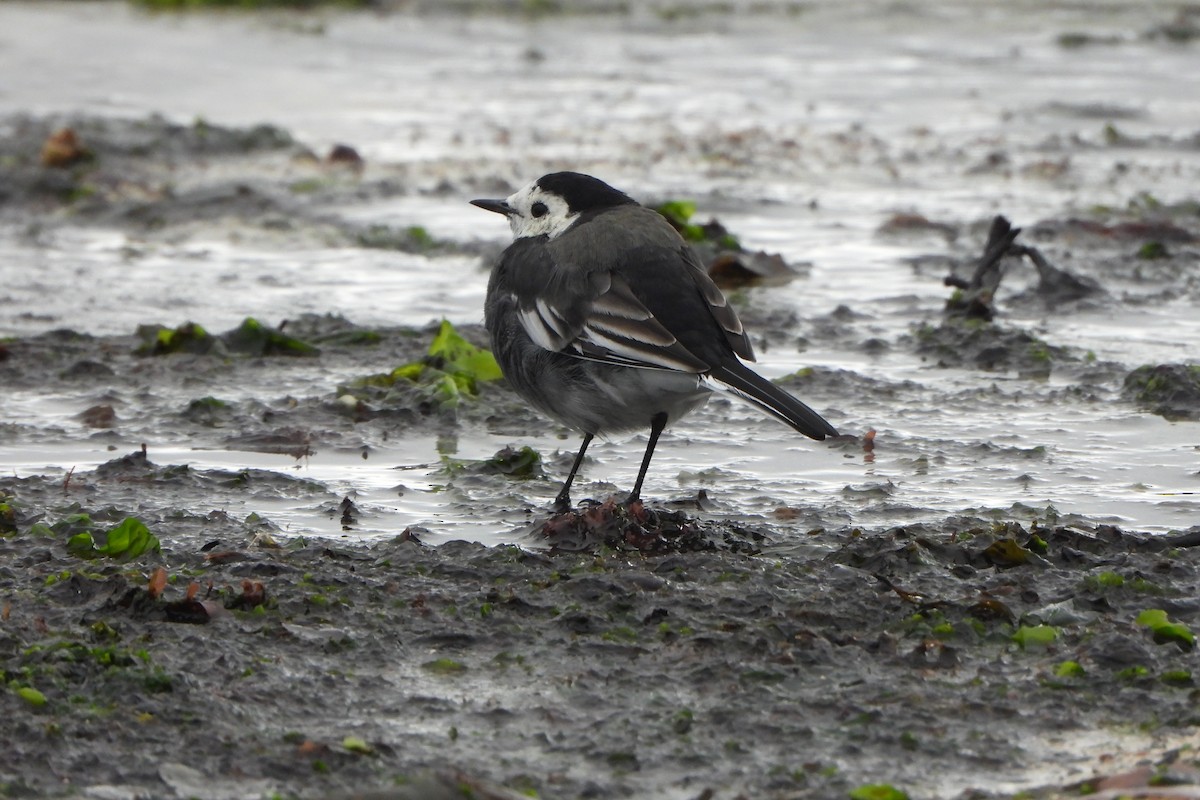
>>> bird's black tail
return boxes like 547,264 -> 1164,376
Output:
709,361 -> 838,440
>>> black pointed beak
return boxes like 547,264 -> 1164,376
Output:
470,198 -> 514,216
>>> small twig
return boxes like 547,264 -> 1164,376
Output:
63,465 -> 75,495
944,215 -> 1022,321
969,216 -> 1023,291
1010,242 -> 1104,305
874,573 -> 925,604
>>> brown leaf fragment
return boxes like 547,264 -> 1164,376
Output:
707,251 -> 796,288
969,596 -> 1016,623
396,526 -> 424,544
41,128 -> 89,168
774,506 -> 802,520
79,405 -> 117,429
326,143 -> 364,169
240,580 -> 266,608
878,212 -> 957,239
204,550 -> 250,565
147,567 -> 168,600
296,739 -> 329,757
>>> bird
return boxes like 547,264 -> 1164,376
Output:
472,171 -> 837,512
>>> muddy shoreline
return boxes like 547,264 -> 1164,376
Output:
2,110 -> 1199,799
3,447 -> 1200,799
3,1 -> 1200,794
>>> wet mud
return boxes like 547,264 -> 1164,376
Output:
3,2 -> 1200,798
4,450 -> 1200,799
3,110 -> 1200,799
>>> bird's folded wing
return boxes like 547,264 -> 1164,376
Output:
691,258 -> 755,363
517,271 -> 710,373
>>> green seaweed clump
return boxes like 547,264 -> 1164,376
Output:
15,686 -> 47,708
849,784 -> 910,800
655,199 -> 741,250
1136,609 -> 1195,651
1123,363 -> 1200,420
1136,241 -> 1170,260
1011,624 -> 1059,651
66,517 -> 161,561
373,320 -> 502,407
135,321 -> 216,355
223,317 -> 319,357
421,657 -> 466,675
656,200 -> 706,242
355,224 -> 441,253
0,496 -> 16,534
478,445 -> 544,479
135,318 -> 318,357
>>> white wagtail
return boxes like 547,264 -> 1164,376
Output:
472,172 -> 837,511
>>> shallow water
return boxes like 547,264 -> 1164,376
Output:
1,0 -> 1198,547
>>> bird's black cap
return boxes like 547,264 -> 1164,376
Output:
536,172 -> 637,214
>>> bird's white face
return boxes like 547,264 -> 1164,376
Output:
504,182 -> 578,240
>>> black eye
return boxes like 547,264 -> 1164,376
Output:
531,202 -> 548,218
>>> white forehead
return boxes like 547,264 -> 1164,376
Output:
505,181 -> 578,240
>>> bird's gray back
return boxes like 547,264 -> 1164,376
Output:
550,205 -> 754,367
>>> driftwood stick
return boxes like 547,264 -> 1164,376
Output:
944,215 -> 1022,321
1010,242 -> 1104,305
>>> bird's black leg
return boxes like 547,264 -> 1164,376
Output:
554,433 -> 594,513
629,412 -> 668,504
